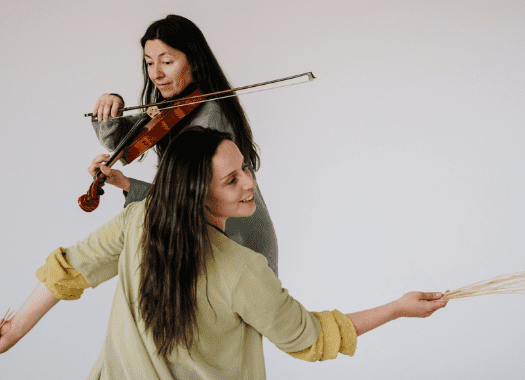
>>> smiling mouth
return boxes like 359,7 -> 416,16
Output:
240,194 -> 254,202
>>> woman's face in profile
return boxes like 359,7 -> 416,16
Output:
205,140 -> 257,228
144,39 -> 193,98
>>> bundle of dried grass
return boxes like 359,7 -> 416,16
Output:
0,299 -> 14,330
442,270 -> 525,300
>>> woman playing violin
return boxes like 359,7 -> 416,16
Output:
90,15 -> 279,276
0,126 -> 447,379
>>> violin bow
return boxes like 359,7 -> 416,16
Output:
84,72 -> 315,118
78,72 -> 315,212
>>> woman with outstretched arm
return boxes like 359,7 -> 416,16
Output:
0,127 -> 447,379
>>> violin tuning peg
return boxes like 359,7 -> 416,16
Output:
147,106 -> 160,118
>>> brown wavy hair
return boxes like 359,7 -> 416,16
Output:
139,15 -> 259,172
139,126 -> 232,360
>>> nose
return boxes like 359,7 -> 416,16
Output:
149,63 -> 164,80
241,169 -> 256,190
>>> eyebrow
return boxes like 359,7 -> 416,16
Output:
221,170 -> 237,181
144,52 -> 168,59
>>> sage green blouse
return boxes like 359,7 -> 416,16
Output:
36,200 -> 357,379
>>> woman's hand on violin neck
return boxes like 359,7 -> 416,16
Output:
93,94 -> 124,123
88,154 -> 131,192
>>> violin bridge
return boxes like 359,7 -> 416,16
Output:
146,106 -> 160,119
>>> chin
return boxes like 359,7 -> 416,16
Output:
160,90 -> 174,98
242,204 -> 256,217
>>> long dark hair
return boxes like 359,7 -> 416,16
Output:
139,15 -> 259,171
139,126 -> 232,360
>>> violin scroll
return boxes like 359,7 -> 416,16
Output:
78,194 -> 100,212
78,175 -> 106,212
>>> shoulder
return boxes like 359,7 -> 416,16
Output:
209,226 -> 258,263
196,99 -> 223,117
208,226 -> 268,281
121,199 -> 147,230
189,101 -> 233,136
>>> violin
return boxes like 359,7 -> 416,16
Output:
78,72 -> 315,212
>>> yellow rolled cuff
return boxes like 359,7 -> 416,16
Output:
36,248 -> 91,300
287,310 -> 357,362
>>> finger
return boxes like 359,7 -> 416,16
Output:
88,154 -> 111,176
422,292 -> 443,301
92,153 -> 111,165
93,101 -> 99,116
99,165 -> 111,175
102,102 -> 112,123
88,164 -> 110,181
100,166 -> 122,187
427,299 -> 448,315
93,97 -> 102,116
110,98 -> 123,117
93,94 -> 109,116
97,102 -> 106,122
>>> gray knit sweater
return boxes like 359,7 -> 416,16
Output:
92,100 -> 278,276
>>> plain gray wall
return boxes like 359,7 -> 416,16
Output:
1,0 -> 524,379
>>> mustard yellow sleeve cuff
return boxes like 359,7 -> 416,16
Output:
36,248 -> 91,300
287,310 -> 357,362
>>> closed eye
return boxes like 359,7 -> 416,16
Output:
227,164 -> 249,185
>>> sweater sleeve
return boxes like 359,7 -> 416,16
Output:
91,112 -> 143,152
123,178 -> 151,207
35,248 -> 91,300
61,203 -> 135,289
35,204 -> 134,296
232,253 -> 321,353
287,310 -> 357,361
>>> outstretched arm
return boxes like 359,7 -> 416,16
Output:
0,282 -> 59,353
346,291 -> 446,336
288,291 -> 447,362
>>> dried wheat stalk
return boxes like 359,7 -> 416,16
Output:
442,270 -> 525,300
0,299 -> 15,330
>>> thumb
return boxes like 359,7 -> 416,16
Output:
99,165 -> 111,175
422,292 -> 443,300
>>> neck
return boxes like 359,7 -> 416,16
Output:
205,213 -> 227,231
207,222 -> 228,237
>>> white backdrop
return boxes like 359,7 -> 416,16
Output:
1,0 -> 524,379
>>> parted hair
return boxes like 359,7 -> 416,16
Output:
139,15 -> 259,172
139,126 -> 232,360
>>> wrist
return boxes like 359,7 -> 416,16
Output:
122,177 -> 130,192
389,300 -> 403,320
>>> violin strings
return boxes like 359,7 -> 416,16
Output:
105,80 -> 312,121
